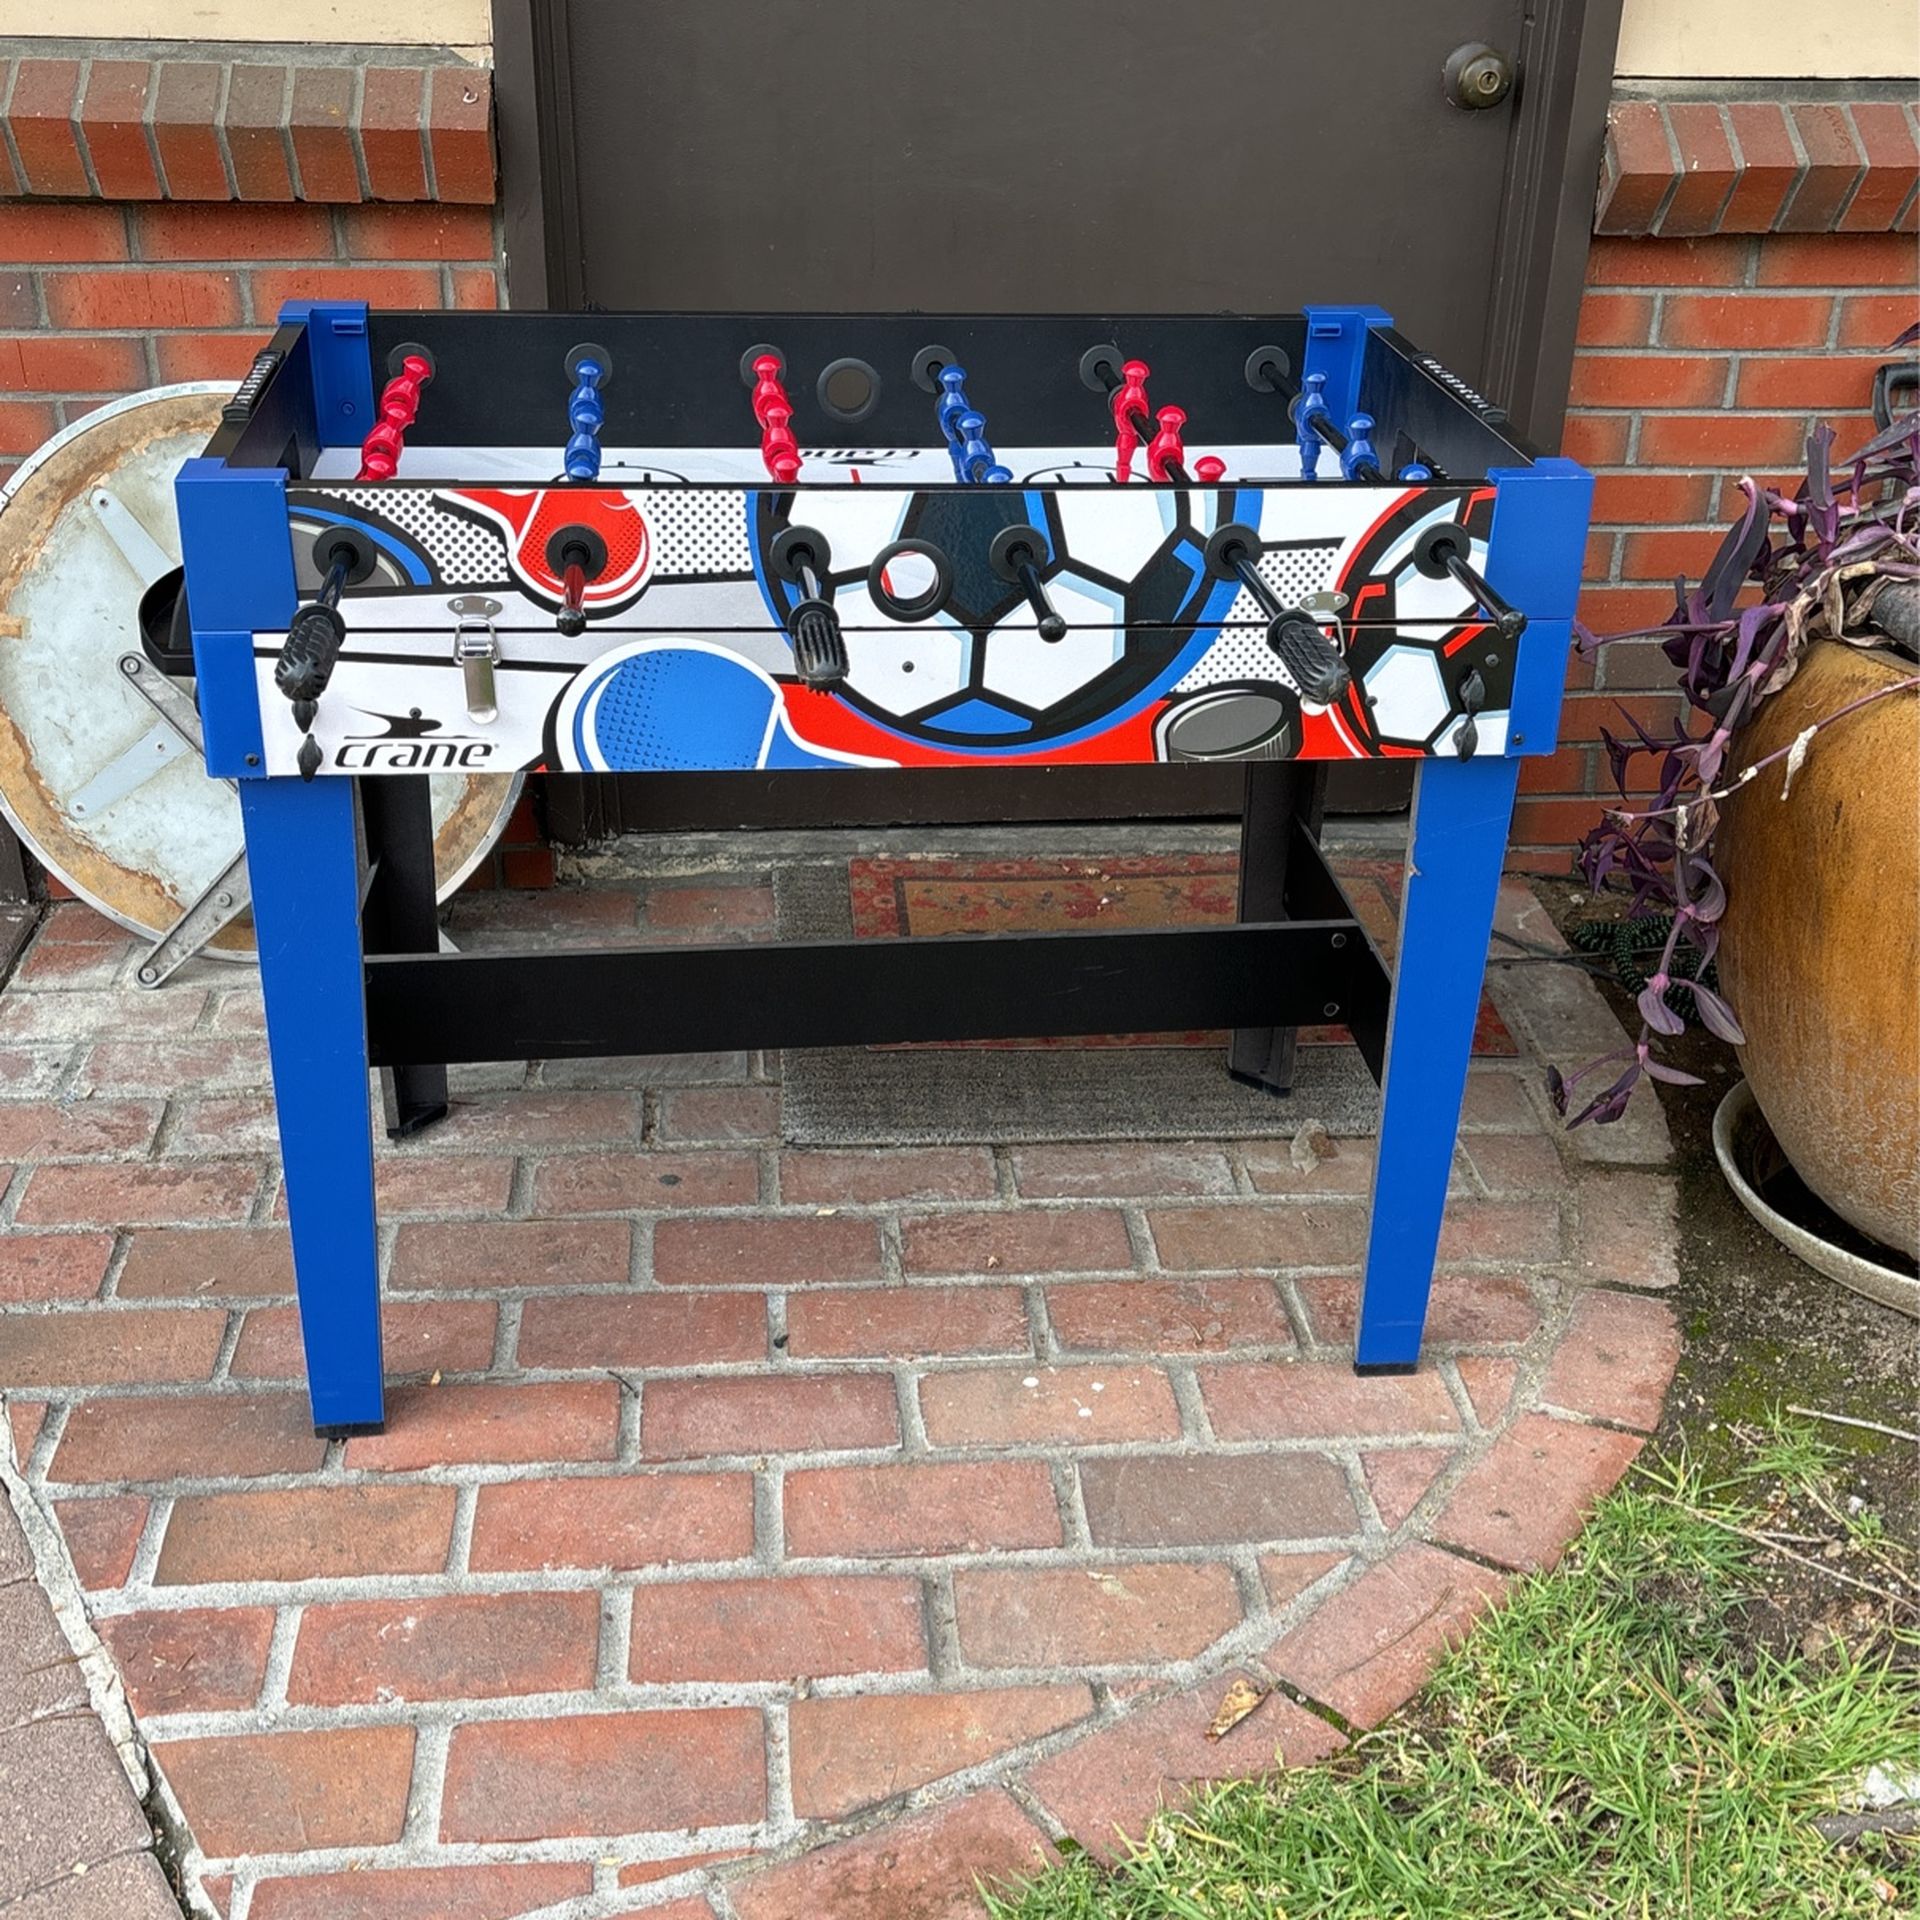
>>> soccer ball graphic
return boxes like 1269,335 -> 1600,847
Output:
1335,489 -> 1504,756
753,483 -> 1242,753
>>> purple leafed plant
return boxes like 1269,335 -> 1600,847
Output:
1552,353 -> 1920,1127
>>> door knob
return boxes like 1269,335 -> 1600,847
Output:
1444,42 -> 1514,110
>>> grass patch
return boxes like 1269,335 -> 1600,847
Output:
990,1417 -> 1920,1919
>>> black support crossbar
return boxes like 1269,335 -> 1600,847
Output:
363,919 -> 1388,1071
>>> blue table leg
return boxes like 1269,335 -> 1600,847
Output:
241,777 -> 384,1433
1355,753 -> 1522,1370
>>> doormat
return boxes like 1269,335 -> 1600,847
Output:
775,851 -> 1513,1147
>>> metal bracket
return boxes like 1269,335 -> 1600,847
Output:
450,596 -> 502,724
88,487 -> 174,585
111,654 -> 254,989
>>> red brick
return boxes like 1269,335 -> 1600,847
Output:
902,1207 -> 1133,1277
655,1084 -> 779,1141
251,265 -> 440,312
367,1155 -> 513,1218
0,276 -> 33,328
1723,103 -> 1803,232
956,1562 -> 1241,1667
653,1213 -> 881,1287
150,62 -> 229,201
98,1607 -> 273,1715
0,1306 -> 226,1387
1510,797 -> 1613,848
1840,104 -> 1920,231
732,1789 -> 1052,1920
0,400 -> 58,455
643,881 -> 776,931
1658,103 -> 1736,236
631,1573 -> 926,1682
1458,1131 -> 1565,1193
1010,1142 -> 1233,1197
52,1392 -> 325,1487
1575,1169 -> 1680,1291
1596,101 -> 1676,234
232,1298 -> 496,1380
527,1152 -> 757,1214
1659,292 -> 1833,350
338,203 -> 493,260
346,1381 -> 620,1471
470,1470 -> 755,1571
359,67 -> 429,201
427,66 -> 496,204
290,1589 -> 599,1704
287,67 -> 359,203
155,1727 -> 414,1854
388,1219 -> 624,1294
53,1495 -> 147,1589
135,201 -> 334,260
0,334 -> 146,393
519,1288 -> 765,1370
792,1686 -> 1092,1819
1456,1354 -> 1521,1427
1737,350 -> 1883,410
1436,1412 -> 1644,1571
116,1225 -> 292,1299
1619,527 -> 1731,582
42,268 -> 241,330
1540,1290 -> 1679,1431
1575,292 -> 1654,348
8,59 -> 87,197
1267,1540 -> 1506,1726
1364,1446 -> 1455,1529
157,1484 -> 456,1584
249,1864 -> 594,1920
1047,1275 -> 1294,1353
1081,1451 -> 1358,1547
412,1090 -> 641,1152
1757,231 -> 1917,287
645,1372 -> 900,1458
221,64 -> 294,202
1192,1142 -> 1382,1200
450,266 -> 499,308
0,202 -> 128,262
1588,470 -> 1718,525
1566,353 -> 1729,409
0,1105 -> 156,1159
786,1284 -> 1028,1358
441,1710 -> 764,1841
1024,1674 -> 1342,1860
779,1147 -> 995,1205
77,59 -> 161,200
1200,1360 -> 1461,1440
1585,234 -> 1748,288
1560,413 -> 1631,468
1635,413 -> 1816,469
1781,104 -> 1865,232
1148,1200 -> 1366,1270
784,1459 -> 1061,1558
920,1363 -> 1180,1446
0,1232 -> 113,1304
16,1159 -> 258,1228
1837,292 -> 1920,348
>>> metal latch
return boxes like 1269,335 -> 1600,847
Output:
449,596 -> 502,723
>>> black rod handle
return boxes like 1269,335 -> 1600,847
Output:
1412,525 -> 1527,640
990,526 -> 1067,641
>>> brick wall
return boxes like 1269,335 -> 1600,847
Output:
1507,95 -> 1919,872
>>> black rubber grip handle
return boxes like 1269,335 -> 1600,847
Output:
1267,614 -> 1352,706
275,603 -> 348,705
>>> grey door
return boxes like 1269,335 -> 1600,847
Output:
492,0 -> 1616,835
502,0 -> 1615,425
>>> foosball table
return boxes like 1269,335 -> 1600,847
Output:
170,303 -> 1592,1433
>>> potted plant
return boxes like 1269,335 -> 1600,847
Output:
1551,375 -> 1919,1285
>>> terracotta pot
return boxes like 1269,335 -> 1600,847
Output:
1715,640 -> 1919,1258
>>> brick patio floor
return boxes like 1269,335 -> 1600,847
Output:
0,839 -> 1682,1920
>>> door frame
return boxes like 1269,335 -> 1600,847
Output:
489,0 -> 1619,451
